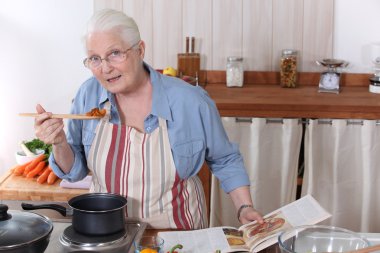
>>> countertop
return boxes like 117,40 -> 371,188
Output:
199,71 -> 380,120
204,83 -> 380,119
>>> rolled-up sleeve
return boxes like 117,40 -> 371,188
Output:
199,92 -> 250,193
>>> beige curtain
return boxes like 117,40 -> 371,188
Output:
302,119 -> 380,232
210,117 -> 303,227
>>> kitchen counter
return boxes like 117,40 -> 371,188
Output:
0,169 -> 87,202
205,83 -> 380,119
202,71 -> 380,120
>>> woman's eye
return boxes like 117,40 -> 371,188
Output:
89,56 -> 100,62
110,50 -> 121,57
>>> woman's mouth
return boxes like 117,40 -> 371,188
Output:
107,75 -> 121,83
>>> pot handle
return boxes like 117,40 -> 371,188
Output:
21,203 -> 68,216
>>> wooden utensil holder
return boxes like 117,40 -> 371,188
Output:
177,53 -> 200,78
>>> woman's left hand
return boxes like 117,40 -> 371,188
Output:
239,206 -> 264,224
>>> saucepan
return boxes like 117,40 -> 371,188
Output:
0,204 -> 53,253
22,192 -> 127,236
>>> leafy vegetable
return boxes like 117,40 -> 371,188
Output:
24,138 -> 52,157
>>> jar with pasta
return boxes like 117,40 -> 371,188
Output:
280,49 -> 298,88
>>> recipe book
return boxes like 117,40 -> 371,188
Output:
158,194 -> 331,253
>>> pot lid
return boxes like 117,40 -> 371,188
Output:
0,204 -> 53,248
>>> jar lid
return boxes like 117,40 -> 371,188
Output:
227,56 -> 243,62
282,49 -> 297,55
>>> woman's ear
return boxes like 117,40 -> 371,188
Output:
138,40 -> 146,59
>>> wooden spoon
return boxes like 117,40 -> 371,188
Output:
19,113 -> 103,120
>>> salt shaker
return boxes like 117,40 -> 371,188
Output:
226,56 -> 244,87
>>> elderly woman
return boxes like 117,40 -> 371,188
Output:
34,9 -> 263,229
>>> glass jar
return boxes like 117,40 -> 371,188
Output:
280,49 -> 298,88
226,56 -> 244,87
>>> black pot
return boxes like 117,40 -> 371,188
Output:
0,204 -> 53,253
22,193 -> 127,236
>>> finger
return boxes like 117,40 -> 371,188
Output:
44,122 -> 65,145
241,210 -> 264,224
36,104 -> 46,114
35,119 -> 63,143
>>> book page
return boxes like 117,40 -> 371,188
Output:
158,195 -> 330,253
158,226 -> 249,253
238,194 -> 331,252
240,211 -> 292,250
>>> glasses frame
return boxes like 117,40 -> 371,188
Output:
83,41 -> 140,69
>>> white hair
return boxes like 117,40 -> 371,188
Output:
83,9 -> 141,46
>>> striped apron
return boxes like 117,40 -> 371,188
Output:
87,102 -> 207,229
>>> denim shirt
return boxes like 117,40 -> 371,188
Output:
50,63 -> 250,193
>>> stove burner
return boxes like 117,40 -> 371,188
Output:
60,225 -> 130,252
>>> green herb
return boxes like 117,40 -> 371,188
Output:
24,138 -> 52,157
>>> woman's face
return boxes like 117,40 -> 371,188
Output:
85,30 -> 144,94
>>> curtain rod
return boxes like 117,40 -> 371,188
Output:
234,117 -> 380,125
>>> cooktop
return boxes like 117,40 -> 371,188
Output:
46,219 -> 146,253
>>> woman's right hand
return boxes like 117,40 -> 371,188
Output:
34,104 -> 66,145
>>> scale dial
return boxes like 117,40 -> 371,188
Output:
320,72 -> 340,90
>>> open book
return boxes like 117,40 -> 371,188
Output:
158,194 -> 331,253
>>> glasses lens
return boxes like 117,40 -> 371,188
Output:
108,51 -> 126,65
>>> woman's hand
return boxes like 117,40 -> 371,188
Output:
238,206 -> 264,225
229,186 -> 264,224
34,104 -> 66,145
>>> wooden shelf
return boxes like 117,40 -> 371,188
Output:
205,84 -> 380,119
201,71 -> 380,119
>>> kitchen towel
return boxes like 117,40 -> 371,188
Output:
60,175 -> 92,189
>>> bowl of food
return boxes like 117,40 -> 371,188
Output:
278,225 -> 370,253
15,149 -> 45,165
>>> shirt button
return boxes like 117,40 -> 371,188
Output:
146,127 -> 151,131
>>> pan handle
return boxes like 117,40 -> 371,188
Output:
21,203 -> 70,216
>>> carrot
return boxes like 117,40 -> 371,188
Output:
47,171 -> 58,185
37,166 -> 47,176
13,161 -> 33,176
26,161 -> 46,178
37,167 -> 52,184
9,164 -> 19,173
23,154 -> 46,176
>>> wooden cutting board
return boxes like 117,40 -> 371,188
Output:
0,169 -> 88,202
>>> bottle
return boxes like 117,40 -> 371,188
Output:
280,49 -> 298,88
226,56 -> 244,87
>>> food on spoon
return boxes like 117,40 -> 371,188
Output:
85,107 -> 106,117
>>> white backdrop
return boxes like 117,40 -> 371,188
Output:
0,0 -> 93,174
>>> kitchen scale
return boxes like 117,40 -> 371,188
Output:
369,57 -> 380,94
316,59 -> 348,94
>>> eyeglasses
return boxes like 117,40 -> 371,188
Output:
83,41 -> 140,69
